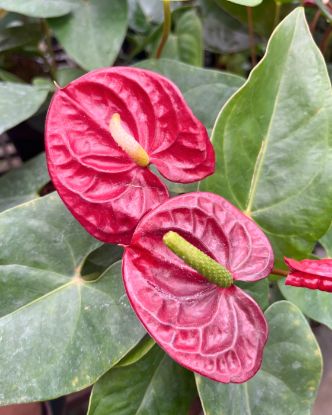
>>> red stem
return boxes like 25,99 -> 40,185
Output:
272,267 -> 288,277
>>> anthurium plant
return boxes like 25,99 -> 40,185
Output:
0,1 -> 331,414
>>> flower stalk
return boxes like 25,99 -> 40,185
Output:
156,0 -> 171,59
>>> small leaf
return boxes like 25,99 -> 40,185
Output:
48,0 -> 128,70
196,301 -> 322,415
88,346 -> 196,415
0,0 -> 74,17
0,194 -> 145,404
201,8 -> 332,263
154,8 -> 204,67
117,335 -> 155,367
0,23 -> 41,52
0,82 -> 49,134
0,153 -> 49,212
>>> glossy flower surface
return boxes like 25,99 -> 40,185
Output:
123,192 -> 274,383
45,67 -> 214,244
285,257 -> 332,292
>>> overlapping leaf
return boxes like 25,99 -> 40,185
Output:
0,82 -> 49,134
0,0 -> 74,17
196,301 -> 322,415
48,0 -> 128,70
88,346 -> 195,415
0,153 -> 49,212
201,8 -> 332,263
0,194 -> 145,404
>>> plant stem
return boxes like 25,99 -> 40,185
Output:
271,267 -> 288,277
156,0 -> 171,59
310,10 -> 321,33
246,7 -> 257,67
320,26 -> 332,56
273,2 -> 281,29
40,19 -> 57,81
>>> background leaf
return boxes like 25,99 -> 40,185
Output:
0,82 -> 49,134
153,8 -> 204,67
201,8 -> 332,263
196,301 -> 322,415
198,0 -> 251,54
0,152 -> 49,212
88,346 -> 196,415
0,194 -> 145,404
48,0 -> 128,70
0,0 -> 74,18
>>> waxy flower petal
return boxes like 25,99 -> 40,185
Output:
46,67 -> 214,244
123,192 -> 274,383
285,257 -> 332,292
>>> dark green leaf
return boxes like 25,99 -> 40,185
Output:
214,0 -> 279,36
0,0 -> 75,18
320,222 -> 332,257
196,301 -> 322,415
0,194 -> 145,404
198,0 -> 250,54
88,346 -> 196,415
0,23 -> 41,52
49,0 -> 128,70
0,152 -> 49,212
0,82 -> 49,134
117,335 -> 155,367
236,278 -> 269,310
201,9 -> 332,263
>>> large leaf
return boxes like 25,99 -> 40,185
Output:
0,152 -> 49,212
0,82 -> 49,134
136,59 -> 244,131
201,9 -> 332,263
153,8 -> 203,67
88,346 -> 196,415
48,0 -> 128,71
198,0 -> 250,54
0,0 -> 74,17
196,301 -> 322,415
0,194 -> 145,404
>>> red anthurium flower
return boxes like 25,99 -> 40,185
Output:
45,67 -> 214,244
123,192 -> 274,383
284,257 -> 332,292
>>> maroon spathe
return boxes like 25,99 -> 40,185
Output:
45,67 -> 215,244
123,192 -> 274,383
285,257 -> 332,292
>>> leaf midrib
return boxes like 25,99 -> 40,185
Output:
244,12 -> 300,215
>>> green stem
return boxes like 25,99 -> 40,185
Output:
163,231 -> 233,288
246,7 -> 257,67
156,0 -> 171,59
40,19 -> 57,81
273,2 -> 281,29
271,267 -> 288,277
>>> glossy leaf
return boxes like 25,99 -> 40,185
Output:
136,59 -> 244,131
88,346 -> 196,415
0,82 -> 49,134
279,283 -> 332,330
46,67 -> 214,244
0,195 -> 145,404
201,8 -> 332,263
48,0 -> 128,70
123,192 -> 273,383
0,0 -> 74,17
153,8 -> 203,67
198,0 -> 250,54
0,153 -> 49,212
196,301 -> 322,415
117,335 -> 155,367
